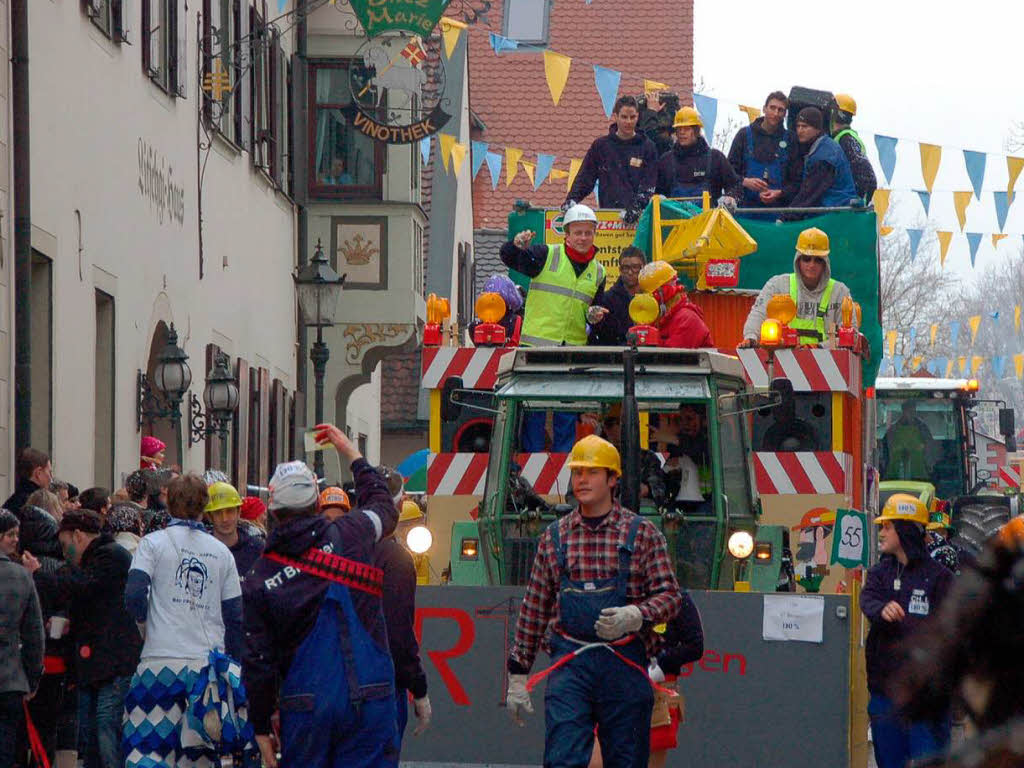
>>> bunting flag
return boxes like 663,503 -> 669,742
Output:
930,324 -> 938,347
543,50 -> 571,106
438,133 -> 456,172
993,191 -> 1011,232
593,65 -> 621,118
994,233 -> 1009,249
739,105 -> 761,124
893,356 -> 904,376
886,330 -> 898,357
1009,156 -> 1024,204
907,228 -> 923,261
945,359 -> 956,378
909,327 -> 918,345
966,232 -> 983,267
1015,354 -> 1024,380
535,154 -> 555,189
937,231 -> 953,267
420,136 -> 432,166
489,33 -> 519,53
872,189 -> 890,228
567,158 -> 583,192
920,143 -> 942,194
550,168 -> 569,181
963,150 -> 986,199
971,355 -> 984,375
520,160 -> 536,187
484,151 -> 503,190
644,80 -> 670,95
952,191 -> 972,231
968,314 -> 982,344
950,321 -> 960,348
450,141 -> 468,174
875,135 -> 898,185
911,356 -> 923,372
1016,305 -> 1021,333
694,93 -> 718,142
958,356 -> 967,375
993,355 -> 1007,379
505,147 -> 523,185
471,141 -> 487,179
440,17 -> 467,59
916,190 -> 931,215
880,226 -> 895,237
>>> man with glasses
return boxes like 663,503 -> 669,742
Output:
589,246 -> 647,346
738,227 -> 852,347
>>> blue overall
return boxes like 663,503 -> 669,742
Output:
279,582 -> 399,768
804,137 -> 859,207
670,151 -> 712,199
741,127 -> 789,208
543,517 -> 653,768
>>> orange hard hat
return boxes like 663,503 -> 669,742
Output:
319,486 -> 351,512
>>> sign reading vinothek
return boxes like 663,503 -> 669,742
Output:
344,1 -> 453,144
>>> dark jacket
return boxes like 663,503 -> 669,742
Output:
727,118 -> 792,180
374,537 -> 428,699
655,137 -> 742,203
227,522 -> 265,580
861,523 -> 953,695
242,459 -> 399,733
19,507 -> 71,661
657,591 -> 704,676
35,533 -> 142,686
567,126 -> 659,210
0,551 -> 44,694
500,242 -> 607,302
3,477 -> 42,516
836,131 -> 877,202
588,277 -> 636,346
782,135 -> 857,218
658,296 -> 714,349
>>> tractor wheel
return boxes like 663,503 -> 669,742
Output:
952,503 -> 1010,557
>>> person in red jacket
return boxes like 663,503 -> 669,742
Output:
637,261 -> 713,348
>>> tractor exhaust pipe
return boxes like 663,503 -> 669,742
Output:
620,347 -> 641,513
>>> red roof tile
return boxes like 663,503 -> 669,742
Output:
459,0 -> 694,229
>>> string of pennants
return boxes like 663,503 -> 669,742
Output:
880,352 -> 1024,381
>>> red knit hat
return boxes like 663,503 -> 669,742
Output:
240,496 -> 267,521
140,436 -> 166,459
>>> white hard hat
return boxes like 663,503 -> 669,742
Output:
562,203 -> 598,228
674,455 -> 704,502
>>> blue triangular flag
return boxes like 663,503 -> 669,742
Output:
694,93 -> 718,144
927,360 -> 938,376
916,190 -> 931,215
489,33 -> 519,53
951,322 -> 960,348
881,356 -> 891,374
935,357 -> 948,376
991,311 -> 1000,323
963,150 -> 986,199
535,153 -> 555,189
279,0 -> 287,11
893,355 -> 905,376
593,65 -> 621,118
484,151 -> 503,190
967,232 -> 982,267
993,356 -> 1008,379
471,141 -> 487,179
420,136 -> 432,166
994,191 -> 1011,233
874,135 -> 898,185
909,327 -> 917,345
907,228 -> 924,261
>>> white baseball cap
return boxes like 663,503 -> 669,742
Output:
268,461 -> 318,511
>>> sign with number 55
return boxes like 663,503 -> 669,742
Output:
830,508 -> 869,569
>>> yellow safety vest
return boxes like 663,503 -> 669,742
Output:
789,273 -> 835,343
520,245 -> 605,347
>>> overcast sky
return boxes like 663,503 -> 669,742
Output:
694,1 -> 1024,275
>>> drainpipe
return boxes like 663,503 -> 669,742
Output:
295,0 -> 308,403
12,0 -> 31,450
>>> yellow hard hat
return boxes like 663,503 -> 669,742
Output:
638,260 -> 677,294
834,93 -> 857,116
672,106 -> 703,129
874,493 -> 929,526
926,511 -> 952,531
400,499 -> 424,523
567,434 -> 622,476
205,481 -> 242,513
796,227 -> 830,257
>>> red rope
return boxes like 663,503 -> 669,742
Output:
526,633 -> 674,696
23,700 -> 51,768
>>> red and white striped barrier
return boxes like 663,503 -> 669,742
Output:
428,452 -> 574,496
999,464 -> 1020,489
754,451 -> 853,496
421,347 -> 510,390
738,348 -> 861,395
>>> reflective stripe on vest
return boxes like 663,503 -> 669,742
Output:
788,273 -> 835,341
833,128 -> 865,152
521,245 -> 604,346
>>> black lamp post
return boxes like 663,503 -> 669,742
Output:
294,239 -> 345,479
189,351 -> 241,470
137,323 -> 193,467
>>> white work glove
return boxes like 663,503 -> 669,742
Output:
506,674 -> 533,726
412,695 -> 432,735
595,604 -> 644,641
648,659 -> 666,683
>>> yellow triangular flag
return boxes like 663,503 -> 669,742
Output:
567,158 -> 583,192
971,355 -> 984,375
872,189 -> 890,228
738,105 -> 761,124
543,50 -> 571,106
440,18 -> 467,60
550,168 -> 569,181
1009,156 -> 1024,204
1016,305 -> 1021,333
438,133 -> 455,172
520,161 -> 535,187
958,356 -> 967,375
930,324 -> 938,347
1015,353 -> 1024,379
953,191 -> 973,231
886,330 -> 898,357
880,226 -> 895,237
919,143 -> 942,194
968,314 -> 982,344
937,231 -> 953,267
505,148 -> 523,186
911,356 -> 923,372
450,141 -> 468,175
945,359 -> 956,377
994,233 -> 1009,249
644,80 -> 670,95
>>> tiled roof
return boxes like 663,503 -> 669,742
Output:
380,350 -> 426,429
473,228 -> 508,295
462,0 -> 694,229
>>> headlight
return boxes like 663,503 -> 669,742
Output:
407,525 -> 433,554
728,530 -> 754,560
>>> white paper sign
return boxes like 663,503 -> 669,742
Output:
836,511 -> 865,563
762,594 -> 825,643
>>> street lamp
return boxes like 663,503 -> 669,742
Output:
137,323 -> 193,467
189,351 -> 241,470
294,239 -> 346,479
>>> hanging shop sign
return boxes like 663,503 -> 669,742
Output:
349,0 -> 452,37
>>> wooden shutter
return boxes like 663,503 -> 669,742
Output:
141,0 -> 151,72
238,1 -> 252,152
289,389 -> 306,461
232,359 -> 249,487
270,379 -> 286,469
257,368 -> 271,486
175,0 -> 188,97
116,0 -> 131,43
203,344 -> 219,470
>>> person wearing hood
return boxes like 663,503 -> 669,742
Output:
831,93 -> 877,202
205,481 -> 265,580
861,494 -> 954,768
638,260 -> 714,349
727,91 -> 793,209
739,227 -> 853,347
566,96 -> 659,221
4,447 -> 53,516
780,107 -> 859,219
654,107 -> 741,205
242,424 -> 401,768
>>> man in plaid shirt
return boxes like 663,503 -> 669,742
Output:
506,434 -> 682,768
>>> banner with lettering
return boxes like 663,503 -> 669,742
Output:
349,0 -> 451,37
544,208 -> 634,282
